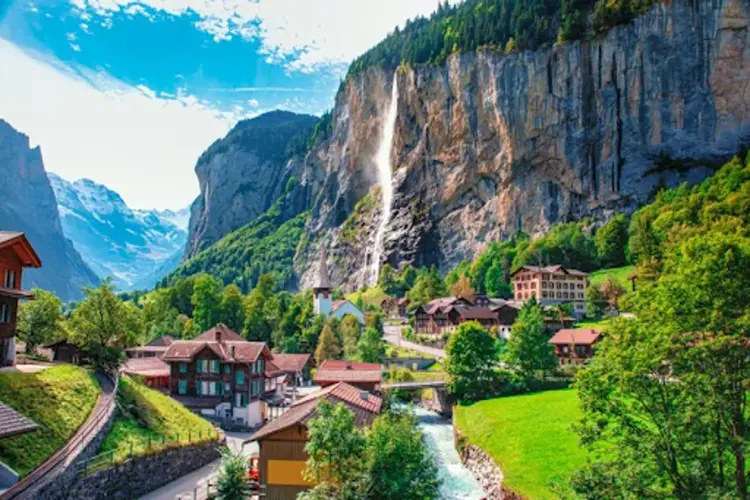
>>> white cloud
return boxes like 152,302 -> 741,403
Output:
247,98 -> 259,108
71,0 -> 447,71
0,39 -> 239,210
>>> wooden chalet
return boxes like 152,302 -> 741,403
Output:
313,360 -> 382,390
245,382 -> 382,500
548,328 -> 603,365
0,232 -> 41,367
125,335 -> 175,359
413,296 -> 503,336
44,339 -> 85,365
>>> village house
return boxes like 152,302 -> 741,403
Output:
161,324 -> 271,428
548,328 -> 603,365
0,232 -> 41,367
511,265 -> 589,318
313,254 -> 364,324
381,297 -> 410,318
44,339 -> 86,365
125,335 -> 175,359
413,296 -> 505,336
313,360 -> 382,391
270,353 -> 312,392
245,382 -> 383,500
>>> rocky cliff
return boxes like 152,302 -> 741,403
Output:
0,120 -> 99,300
294,0 -> 750,290
183,0 -> 750,293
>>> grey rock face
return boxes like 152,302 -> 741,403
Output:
294,0 -> 750,291
0,119 -> 99,300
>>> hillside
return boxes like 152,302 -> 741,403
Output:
179,0 -> 750,293
0,120 -> 99,300
50,173 -> 189,291
0,365 -> 99,477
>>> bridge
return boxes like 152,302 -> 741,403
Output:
380,380 -> 451,415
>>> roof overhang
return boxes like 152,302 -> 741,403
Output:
0,233 -> 42,268
0,287 -> 35,299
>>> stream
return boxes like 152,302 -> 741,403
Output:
409,405 -> 485,500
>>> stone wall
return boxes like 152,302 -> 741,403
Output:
67,440 -> 223,500
455,428 -> 522,500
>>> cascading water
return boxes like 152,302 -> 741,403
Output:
369,75 -> 399,286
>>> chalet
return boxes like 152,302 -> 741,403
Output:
313,360 -> 382,391
510,265 -> 588,318
413,297 -> 502,336
161,324 -> 271,428
381,297 -> 410,318
246,382 -> 382,500
490,301 -> 523,340
44,339 -> 86,365
264,360 -> 286,399
125,335 -> 175,359
312,254 -> 364,324
0,232 -> 41,367
548,328 -> 603,365
121,357 -> 171,391
271,353 -> 312,390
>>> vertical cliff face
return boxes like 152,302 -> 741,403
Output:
184,111 -> 319,258
295,0 -> 750,290
0,120 -> 99,300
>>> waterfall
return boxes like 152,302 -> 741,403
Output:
370,75 -> 399,286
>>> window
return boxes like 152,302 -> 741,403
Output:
211,360 -> 220,373
196,360 -> 203,373
195,381 -> 202,395
224,382 -> 231,394
235,393 -> 248,408
179,363 -> 187,374
0,303 -> 9,324
542,291 -> 548,298
224,364 -> 231,375
3,270 -> 16,289
178,380 -> 187,395
235,369 -> 245,385
215,381 -> 222,395
202,381 -> 211,395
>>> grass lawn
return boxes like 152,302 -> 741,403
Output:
589,265 -> 635,289
0,365 -> 99,477
385,344 -> 436,360
98,376 -> 218,464
454,389 -> 586,499
574,318 -> 612,331
346,286 -> 390,308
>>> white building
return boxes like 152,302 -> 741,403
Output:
313,254 -> 365,324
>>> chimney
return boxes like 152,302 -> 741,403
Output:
359,391 -> 369,402
346,362 -> 352,370
216,329 -> 222,343
230,345 -> 236,360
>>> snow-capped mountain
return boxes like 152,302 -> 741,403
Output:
49,173 -> 189,290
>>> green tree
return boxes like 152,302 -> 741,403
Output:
444,321 -> 498,401
357,327 -> 385,363
595,214 -> 629,268
215,449 -> 253,499
584,284 -> 606,318
574,231 -> 750,498
339,315 -> 362,359
17,288 -> 65,352
600,276 -> 626,308
315,324 -> 341,365
406,267 -> 447,306
220,284 -> 245,332
302,400 -> 366,499
378,263 -> 399,296
243,274 -> 276,343
365,410 -> 440,499
505,299 -> 557,377
191,274 -> 223,333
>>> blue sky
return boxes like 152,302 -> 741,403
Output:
0,0 -> 444,209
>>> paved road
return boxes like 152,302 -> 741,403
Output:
139,431 -> 257,500
383,324 -> 446,359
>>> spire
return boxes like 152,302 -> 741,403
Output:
316,252 -> 331,290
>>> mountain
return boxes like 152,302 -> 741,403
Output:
0,120 -> 99,300
176,0 -> 750,293
49,173 -> 189,291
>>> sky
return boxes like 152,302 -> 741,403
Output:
0,0 -> 446,210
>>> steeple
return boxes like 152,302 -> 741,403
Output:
315,252 -> 331,290
313,251 -> 332,316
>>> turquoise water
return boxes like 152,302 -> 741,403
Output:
410,406 -> 485,500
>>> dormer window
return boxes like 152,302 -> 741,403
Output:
3,270 -> 16,289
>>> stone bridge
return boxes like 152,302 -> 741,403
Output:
380,380 -> 451,416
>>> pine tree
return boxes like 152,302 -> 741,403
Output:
315,324 -> 341,365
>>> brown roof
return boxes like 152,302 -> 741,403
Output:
271,353 -> 311,373
246,382 -> 382,442
162,330 -> 270,364
0,401 -> 39,438
549,328 -> 602,346
397,297 -> 410,305
0,231 -> 42,268
147,335 -> 175,347
455,306 -> 499,320
193,324 -> 245,342
511,265 -> 588,277
265,360 -> 285,377
125,345 -> 170,354
122,357 -> 170,377
314,360 -> 383,385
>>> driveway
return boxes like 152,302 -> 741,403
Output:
383,325 -> 446,359
139,431 -> 258,500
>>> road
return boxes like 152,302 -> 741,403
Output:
139,431 -> 257,500
383,324 -> 446,359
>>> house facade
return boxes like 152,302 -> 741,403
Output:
511,265 -> 588,318
0,232 -> 41,367
414,297 -> 515,336
548,328 -> 603,365
162,324 -> 271,428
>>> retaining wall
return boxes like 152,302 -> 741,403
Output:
454,427 -> 522,500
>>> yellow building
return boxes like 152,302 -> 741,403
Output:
511,265 -> 589,317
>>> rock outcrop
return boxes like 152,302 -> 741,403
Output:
295,0 -> 750,290
0,120 -> 99,300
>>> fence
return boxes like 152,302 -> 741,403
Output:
76,429 -> 221,477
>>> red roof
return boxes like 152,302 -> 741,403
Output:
271,353 -> 311,373
193,324 -> 245,342
511,265 -> 588,277
162,326 -> 270,364
318,360 -> 381,371
314,360 -> 382,385
265,360 -> 285,377
548,328 -> 602,346
246,382 -> 382,442
122,357 -> 170,377
147,335 -> 175,347
0,231 -> 42,268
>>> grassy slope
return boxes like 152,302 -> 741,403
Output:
589,265 -> 635,288
0,365 -> 99,477
346,285 -> 389,309
454,389 -> 585,499
99,376 -> 217,463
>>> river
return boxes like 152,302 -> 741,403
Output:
410,405 -> 485,500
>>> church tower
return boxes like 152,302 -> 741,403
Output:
313,252 -> 332,316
